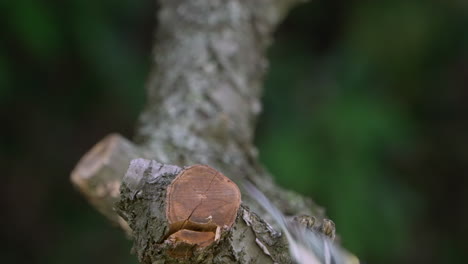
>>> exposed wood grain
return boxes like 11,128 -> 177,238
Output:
163,165 -> 241,257
71,133 -> 143,234
167,165 -> 241,232
166,230 -> 215,258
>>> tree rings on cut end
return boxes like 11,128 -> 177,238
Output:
165,165 -> 241,257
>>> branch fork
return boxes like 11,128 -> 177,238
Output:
70,0 -> 359,263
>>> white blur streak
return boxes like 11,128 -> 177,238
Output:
242,181 -> 345,264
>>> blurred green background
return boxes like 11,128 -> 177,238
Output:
1,0 -> 467,263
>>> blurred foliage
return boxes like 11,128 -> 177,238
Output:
1,0 -> 467,264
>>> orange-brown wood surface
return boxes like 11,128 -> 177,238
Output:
166,229 -> 217,258
166,165 -> 241,234
168,229 -> 215,247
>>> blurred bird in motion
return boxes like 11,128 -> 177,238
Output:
242,180 -> 359,264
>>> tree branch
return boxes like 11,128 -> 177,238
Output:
135,0 -> 323,223
70,0 -> 358,263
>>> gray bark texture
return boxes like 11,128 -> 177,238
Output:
71,0 -> 358,263
116,159 -> 292,264
136,0 -> 322,223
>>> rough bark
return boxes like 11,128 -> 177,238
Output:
135,0 -> 324,224
71,0 -> 358,263
116,159 -> 292,263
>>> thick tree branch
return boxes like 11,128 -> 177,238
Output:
138,0 -> 299,147
70,0 -> 358,263
135,0 -> 322,222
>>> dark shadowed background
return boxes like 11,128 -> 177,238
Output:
1,0 -> 467,263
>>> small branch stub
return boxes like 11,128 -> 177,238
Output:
70,133 -> 142,234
